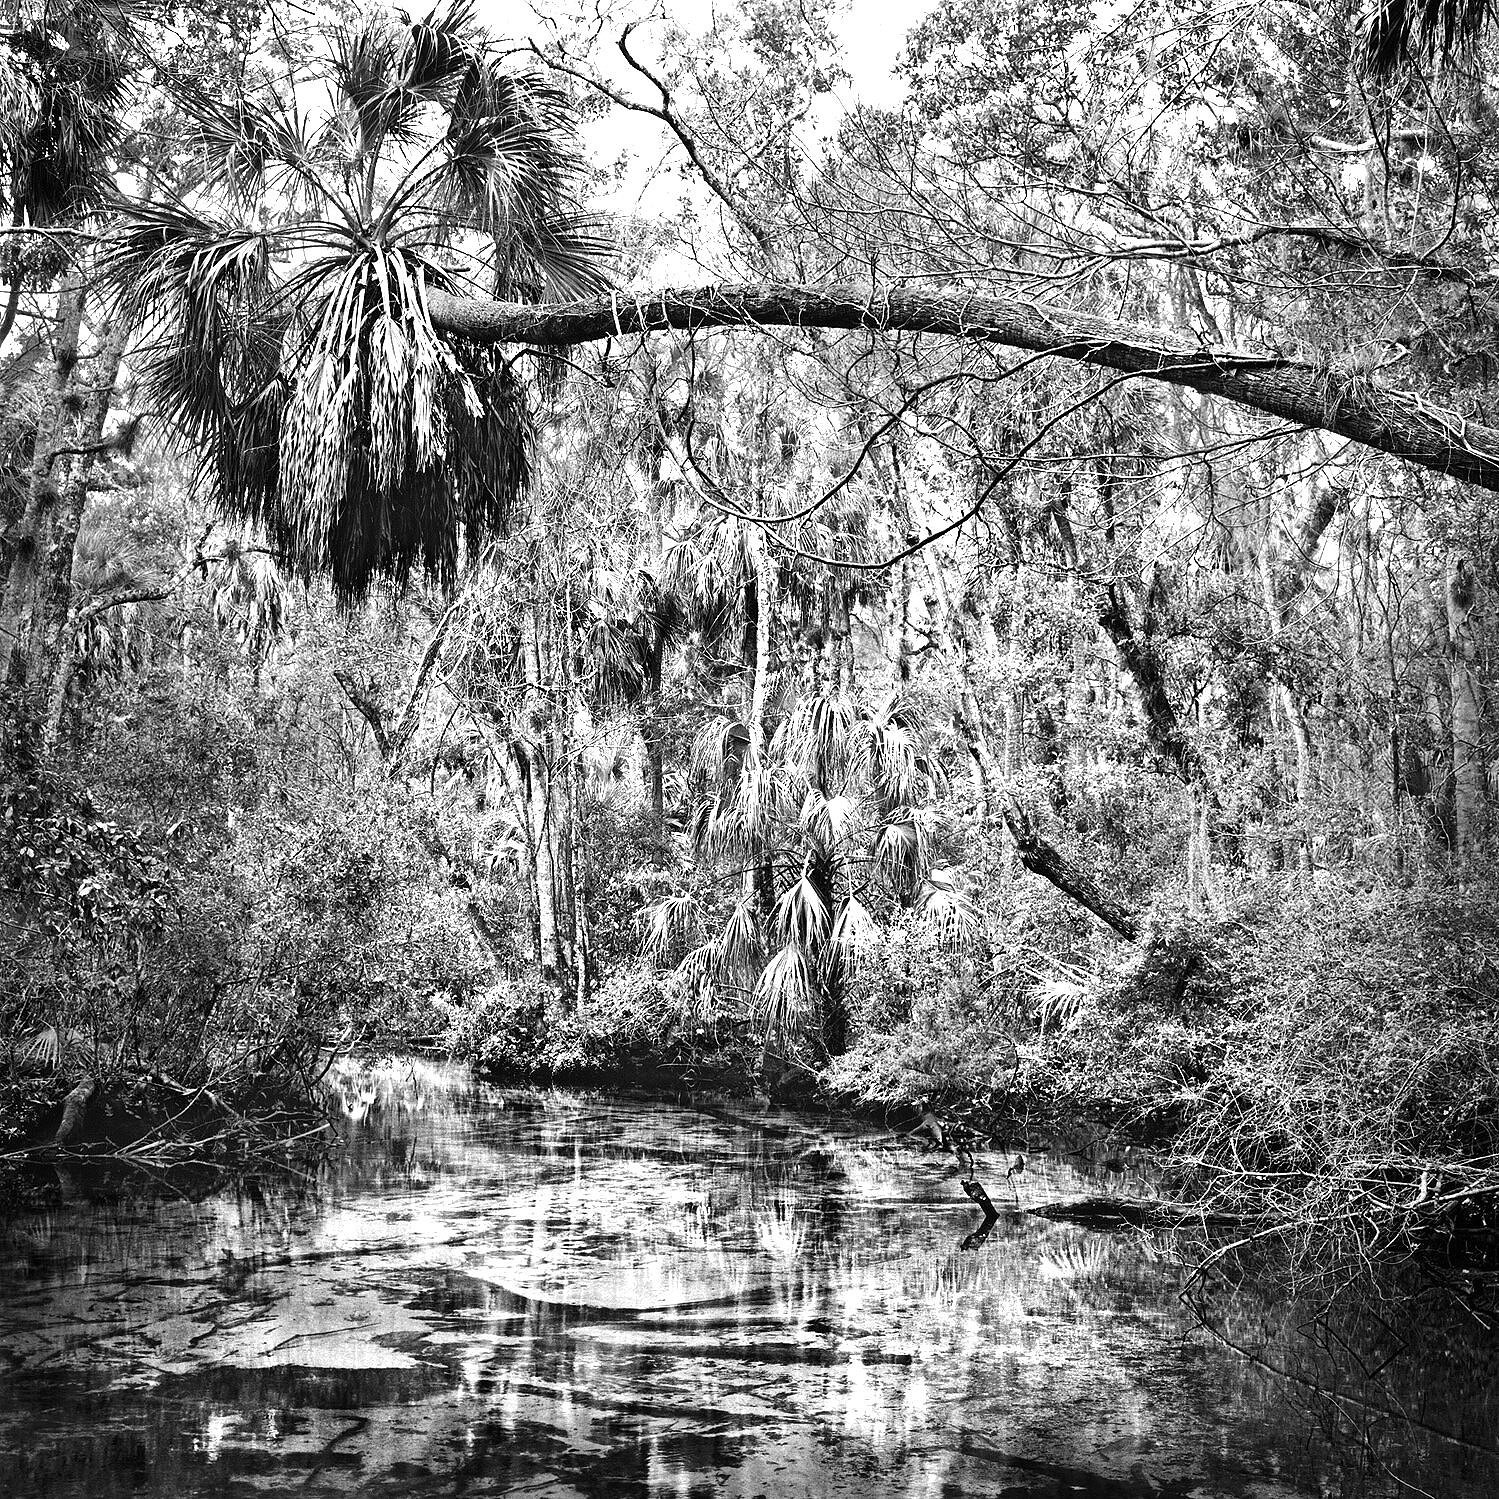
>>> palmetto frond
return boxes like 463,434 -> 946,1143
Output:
4,4 -> 129,224
1362,0 -> 1490,73
873,808 -> 929,898
777,691 -> 856,789
915,869 -> 981,949
175,83 -> 323,210
849,703 -> 919,805
662,515 -> 755,637
698,792 -> 760,861
691,714 -> 750,784
110,212 -> 525,596
709,897 -> 763,985
757,943 -> 815,1049
643,891 -> 702,963
207,542 -> 285,658
775,864 -> 830,948
829,894 -> 878,969
799,788 -> 862,850
0,45 -> 41,160
584,613 -> 646,705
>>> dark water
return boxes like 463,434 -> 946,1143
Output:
1,1062 -> 1496,1498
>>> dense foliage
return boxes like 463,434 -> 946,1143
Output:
3,0 -> 1499,1269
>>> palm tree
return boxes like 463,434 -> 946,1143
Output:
647,689 -> 974,1063
0,0 -> 132,353
104,0 -> 608,600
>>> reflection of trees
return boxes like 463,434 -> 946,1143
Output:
1187,1257 -> 1499,1498
4,1066 -> 1496,1497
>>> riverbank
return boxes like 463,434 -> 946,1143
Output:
440,886 -> 1499,1279
9,881 -> 1499,1280
0,1067 -> 331,1214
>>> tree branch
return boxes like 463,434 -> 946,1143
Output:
387,599 -> 462,766
532,28 -> 775,260
1001,803 -> 1141,940
333,670 -> 392,760
425,282 -> 1499,492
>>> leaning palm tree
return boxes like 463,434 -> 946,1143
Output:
104,0 -> 608,599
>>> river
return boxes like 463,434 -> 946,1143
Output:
1,1059 -> 1495,1497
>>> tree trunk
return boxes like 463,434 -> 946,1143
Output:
1257,473 -> 1340,875
333,642 -> 501,968
33,317 -> 128,714
1097,582 -> 1200,784
1002,803 -> 1141,940
0,277 -> 86,687
520,598 -> 570,989
53,1076 -> 96,1146
1446,553 -> 1484,879
426,283 -> 1499,492
745,540 -> 775,915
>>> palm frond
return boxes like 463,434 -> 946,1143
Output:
643,891 -> 702,963
829,894 -> 878,969
690,715 -> 750,784
780,692 -> 855,787
851,706 -> 918,804
757,944 -> 815,1050
774,864 -> 830,948
1362,0 -> 1489,73
710,897 -> 763,985
800,788 -> 861,849
104,0 -> 606,603
915,869 -> 981,949
873,809 -> 928,896
404,0 -> 481,93
585,613 -> 645,705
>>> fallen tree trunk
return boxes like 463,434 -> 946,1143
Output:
425,283 -> 1499,492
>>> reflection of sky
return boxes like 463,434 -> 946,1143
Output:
0,1061 -> 1495,1498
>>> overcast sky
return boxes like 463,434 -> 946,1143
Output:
489,0 -> 916,235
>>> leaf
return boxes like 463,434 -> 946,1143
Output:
774,866 -> 830,948
757,944 -> 814,1048
20,1025 -> 60,1071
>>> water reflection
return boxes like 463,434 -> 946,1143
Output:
0,1059 -> 1494,1497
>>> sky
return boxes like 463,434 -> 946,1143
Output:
480,0 -> 918,224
